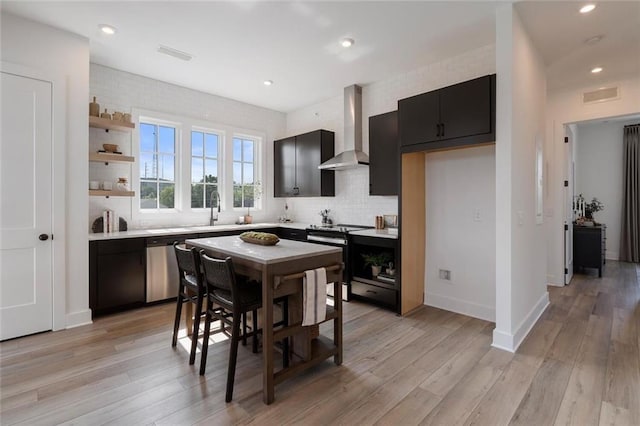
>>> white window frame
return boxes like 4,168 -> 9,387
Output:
190,126 -> 222,211
131,108 -> 265,225
232,134 -> 262,211
134,113 -> 182,214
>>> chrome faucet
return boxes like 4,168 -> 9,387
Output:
209,191 -> 220,226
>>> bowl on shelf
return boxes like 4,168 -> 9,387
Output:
102,143 -> 119,153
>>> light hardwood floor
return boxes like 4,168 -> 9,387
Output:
1,261 -> 638,425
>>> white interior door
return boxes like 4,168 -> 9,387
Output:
0,71 -> 53,341
564,125 -> 574,285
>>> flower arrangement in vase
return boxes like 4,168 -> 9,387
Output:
574,193 -> 604,225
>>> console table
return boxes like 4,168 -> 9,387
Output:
573,224 -> 606,277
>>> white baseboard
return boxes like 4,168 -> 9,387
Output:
606,252 -> 619,261
491,291 -> 549,353
546,273 -> 564,287
425,292 -> 495,322
491,329 -> 516,352
65,309 -> 92,329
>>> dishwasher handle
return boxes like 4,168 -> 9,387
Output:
145,235 -> 188,247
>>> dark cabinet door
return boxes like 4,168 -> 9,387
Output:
91,239 -> 145,314
369,111 -> 399,195
274,136 -> 297,197
439,75 -> 492,141
295,131 -> 323,197
398,90 -> 439,146
573,225 -> 605,276
96,250 -> 145,310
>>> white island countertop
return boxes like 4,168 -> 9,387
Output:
349,228 -> 398,239
88,222 -> 309,241
186,235 -> 341,265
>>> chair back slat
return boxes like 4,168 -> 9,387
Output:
200,252 -> 238,304
174,243 -> 203,288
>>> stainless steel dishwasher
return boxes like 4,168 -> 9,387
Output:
145,235 -> 188,303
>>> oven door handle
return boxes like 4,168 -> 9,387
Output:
307,235 -> 347,246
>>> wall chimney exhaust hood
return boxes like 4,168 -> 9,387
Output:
318,84 -> 369,170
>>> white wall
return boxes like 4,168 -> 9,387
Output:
494,5 -> 549,352
89,64 -> 287,229
285,44 -> 497,321
425,145 -> 496,321
546,75 -> 640,285
575,119 -> 637,260
1,13 -> 91,327
284,44 -> 496,227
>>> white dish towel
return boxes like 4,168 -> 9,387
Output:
302,267 -> 327,326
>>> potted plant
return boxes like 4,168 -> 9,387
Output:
361,252 -> 392,277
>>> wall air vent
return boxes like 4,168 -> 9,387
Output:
157,45 -> 193,61
582,86 -> 619,104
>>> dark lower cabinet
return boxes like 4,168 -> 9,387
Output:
573,224 -> 606,277
349,235 -> 399,313
276,227 -> 307,242
274,130 -> 335,197
369,110 -> 399,196
399,74 -> 496,152
351,281 -> 397,307
90,238 -> 145,316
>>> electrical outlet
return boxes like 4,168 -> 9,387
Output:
439,269 -> 451,281
474,208 -> 481,222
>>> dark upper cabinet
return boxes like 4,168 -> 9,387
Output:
399,74 -> 496,151
369,111 -> 399,196
397,91 -> 439,147
274,130 -> 335,197
274,136 -> 296,197
439,76 -> 492,140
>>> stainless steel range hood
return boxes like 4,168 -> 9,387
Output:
318,84 -> 369,170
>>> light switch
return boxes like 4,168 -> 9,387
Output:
517,211 -> 524,226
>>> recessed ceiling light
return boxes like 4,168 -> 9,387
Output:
591,67 -> 603,73
263,80 -> 273,86
584,35 -> 604,45
99,24 -> 117,35
340,38 -> 355,48
580,4 -> 596,14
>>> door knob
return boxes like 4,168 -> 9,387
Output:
38,234 -> 49,241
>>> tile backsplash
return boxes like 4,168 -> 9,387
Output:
284,167 -> 397,227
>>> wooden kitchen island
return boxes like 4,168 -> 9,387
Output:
185,235 -> 343,404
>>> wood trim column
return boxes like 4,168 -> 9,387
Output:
400,152 -> 425,314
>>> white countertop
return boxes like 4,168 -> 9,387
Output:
349,228 -> 398,239
186,235 -> 341,265
88,222 -> 309,241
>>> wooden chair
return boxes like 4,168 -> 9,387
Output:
199,252 -> 263,402
171,243 -> 206,365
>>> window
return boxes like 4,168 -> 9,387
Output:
191,130 -> 219,209
139,122 -> 176,209
133,108 -> 264,218
233,137 -> 256,208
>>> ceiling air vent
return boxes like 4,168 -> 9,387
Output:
157,45 -> 193,62
582,86 -> 619,104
